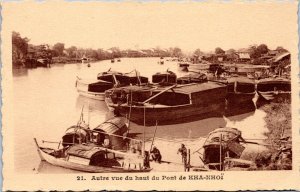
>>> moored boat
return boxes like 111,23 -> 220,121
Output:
256,77 -> 291,102
105,82 -> 227,125
226,76 -> 256,104
76,70 -> 148,101
177,72 -> 207,84
195,127 -> 249,171
34,139 -> 151,173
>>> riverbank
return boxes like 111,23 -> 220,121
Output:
243,102 -> 292,170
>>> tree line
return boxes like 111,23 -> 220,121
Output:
12,31 -> 288,68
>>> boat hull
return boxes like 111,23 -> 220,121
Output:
77,90 -> 105,101
38,147 -> 150,173
226,92 -> 255,104
257,91 -> 291,102
108,101 -> 225,125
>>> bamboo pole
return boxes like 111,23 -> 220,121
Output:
149,120 -> 158,152
143,106 -> 146,156
219,134 -> 222,171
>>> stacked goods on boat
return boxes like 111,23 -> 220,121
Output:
105,81 -> 227,125
226,76 -> 256,104
256,77 -> 291,102
195,127 -> 252,171
177,72 -> 207,84
76,70 -> 148,101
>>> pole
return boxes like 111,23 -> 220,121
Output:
150,120 -> 158,151
187,149 -> 191,172
143,106 -> 146,156
219,134 -> 222,171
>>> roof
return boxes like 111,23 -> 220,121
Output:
206,127 -> 242,143
67,144 -> 103,159
77,78 -> 113,85
94,117 -> 127,134
226,76 -> 255,84
273,52 -> 290,63
169,81 -> 226,94
258,77 -> 291,84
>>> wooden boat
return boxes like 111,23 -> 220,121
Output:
81,56 -> 89,64
62,117 -> 129,149
34,139 -> 151,173
105,82 -> 227,125
178,62 -> 189,72
76,70 -> 148,101
152,70 -> 177,85
111,59 -> 115,63
256,77 -> 291,102
225,76 -> 256,104
196,127 -> 248,171
117,58 -> 121,62
177,72 -> 207,84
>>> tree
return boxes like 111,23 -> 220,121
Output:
215,47 -> 225,54
256,44 -> 269,55
52,43 -> 65,56
276,46 -> 288,53
173,47 -> 183,57
12,31 -> 30,66
193,49 -> 203,56
66,46 -> 77,58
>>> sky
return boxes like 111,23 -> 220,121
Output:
4,1 -> 298,53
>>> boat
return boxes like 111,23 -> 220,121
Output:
105,81 -> 227,125
225,76 -> 256,104
34,139 -> 151,173
111,59 -> 115,63
256,77 -> 291,102
35,116 -> 151,173
177,72 -> 207,84
152,70 -> 177,85
195,127 -> 249,171
62,117 -> 129,149
178,62 -> 189,72
117,58 -> 121,62
81,56 -> 89,64
76,70 -> 148,100
92,117 -> 129,150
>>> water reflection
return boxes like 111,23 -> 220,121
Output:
75,96 -> 112,128
225,100 -> 256,122
12,68 -> 28,77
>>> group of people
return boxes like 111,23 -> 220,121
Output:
149,144 -> 188,166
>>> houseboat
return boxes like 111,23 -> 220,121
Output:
195,127 -> 250,171
76,70 -> 148,100
105,82 -> 227,125
226,76 -> 256,104
256,77 -> 291,102
177,72 -> 207,84
34,139 -> 151,173
81,56 -> 89,64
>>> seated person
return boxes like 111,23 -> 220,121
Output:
150,146 -> 162,163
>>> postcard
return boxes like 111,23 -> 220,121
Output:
2,1 -> 300,191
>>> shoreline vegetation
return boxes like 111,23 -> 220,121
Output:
13,31 -> 290,69
243,102 -> 292,170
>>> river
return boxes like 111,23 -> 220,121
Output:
12,57 -> 269,173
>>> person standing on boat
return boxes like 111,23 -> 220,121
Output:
177,144 -> 187,165
150,146 -> 162,163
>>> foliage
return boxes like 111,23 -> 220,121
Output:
215,47 -> 225,54
52,43 -> 65,56
12,31 -> 29,66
